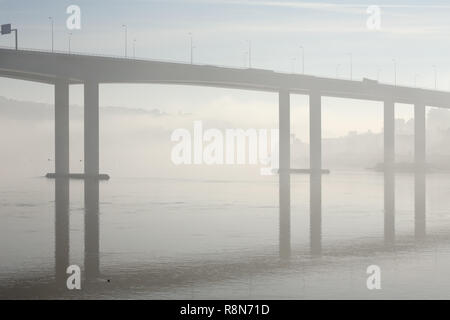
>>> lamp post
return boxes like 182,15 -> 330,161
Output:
68,32 -> 72,54
291,58 -> 296,73
433,65 -> 437,89
122,24 -> 128,57
49,17 -> 54,52
300,45 -> 304,74
188,33 -> 194,64
247,40 -> 252,69
347,53 -> 353,80
392,59 -> 397,85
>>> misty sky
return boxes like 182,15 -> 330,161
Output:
1,0 -> 449,139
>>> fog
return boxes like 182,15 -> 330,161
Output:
2,94 -> 450,180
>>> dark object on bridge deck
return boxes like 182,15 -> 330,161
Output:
45,173 -> 110,180
277,169 -> 330,174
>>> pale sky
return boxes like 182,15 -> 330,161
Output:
0,0 -> 448,139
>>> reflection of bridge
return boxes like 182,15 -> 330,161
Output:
0,48 -> 444,281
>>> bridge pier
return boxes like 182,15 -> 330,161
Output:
384,100 -> 395,245
309,91 -> 322,256
53,80 -> 71,285
54,80 -> 70,176
414,102 -> 426,239
279,89 -> 291,259
84,80 -> 100,177
83,80 -> 101,279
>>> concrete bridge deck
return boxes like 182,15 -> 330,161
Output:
1,48 -> 450,107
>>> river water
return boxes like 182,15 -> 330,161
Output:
1,170 -> 450,299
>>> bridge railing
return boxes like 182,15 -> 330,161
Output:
0,44 -> 252,70
0,45 -> 446,92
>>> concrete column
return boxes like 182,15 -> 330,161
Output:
84,179 -> 100,280
310,92 -> 322,173
279,89 -> 291,259
55,81 -> 69,176
309,91 -> 322,255
55,177 -> 70,286
384,100 -> 395,245
414,102 -> 426,239
84,80 -> 99,177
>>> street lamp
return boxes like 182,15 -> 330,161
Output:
68,32 -> 72,54
347,53 -> 353,80
48,17 -> 54,52
122,24 -> 128,57
291,58 -> 296,73
188,33 -> 195,64
392,59 -> 397,85
432,65 -> 437,89
247,40 -> 252,69
299,45 -> 304,74
133,38 -> 136,58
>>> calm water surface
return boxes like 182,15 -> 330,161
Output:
1,170 -> 450,299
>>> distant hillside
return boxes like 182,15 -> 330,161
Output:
1,96 -> 450,177
0,96 -> 166,121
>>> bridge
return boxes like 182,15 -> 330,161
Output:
0,47 -> 444,279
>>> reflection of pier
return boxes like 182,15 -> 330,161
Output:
85,179 -> 100,280
0,48 -> 441,278
54,177 -> 69,286
3,231 -> 448,299
278,92 -> 429,258
53,177 -> 100,283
